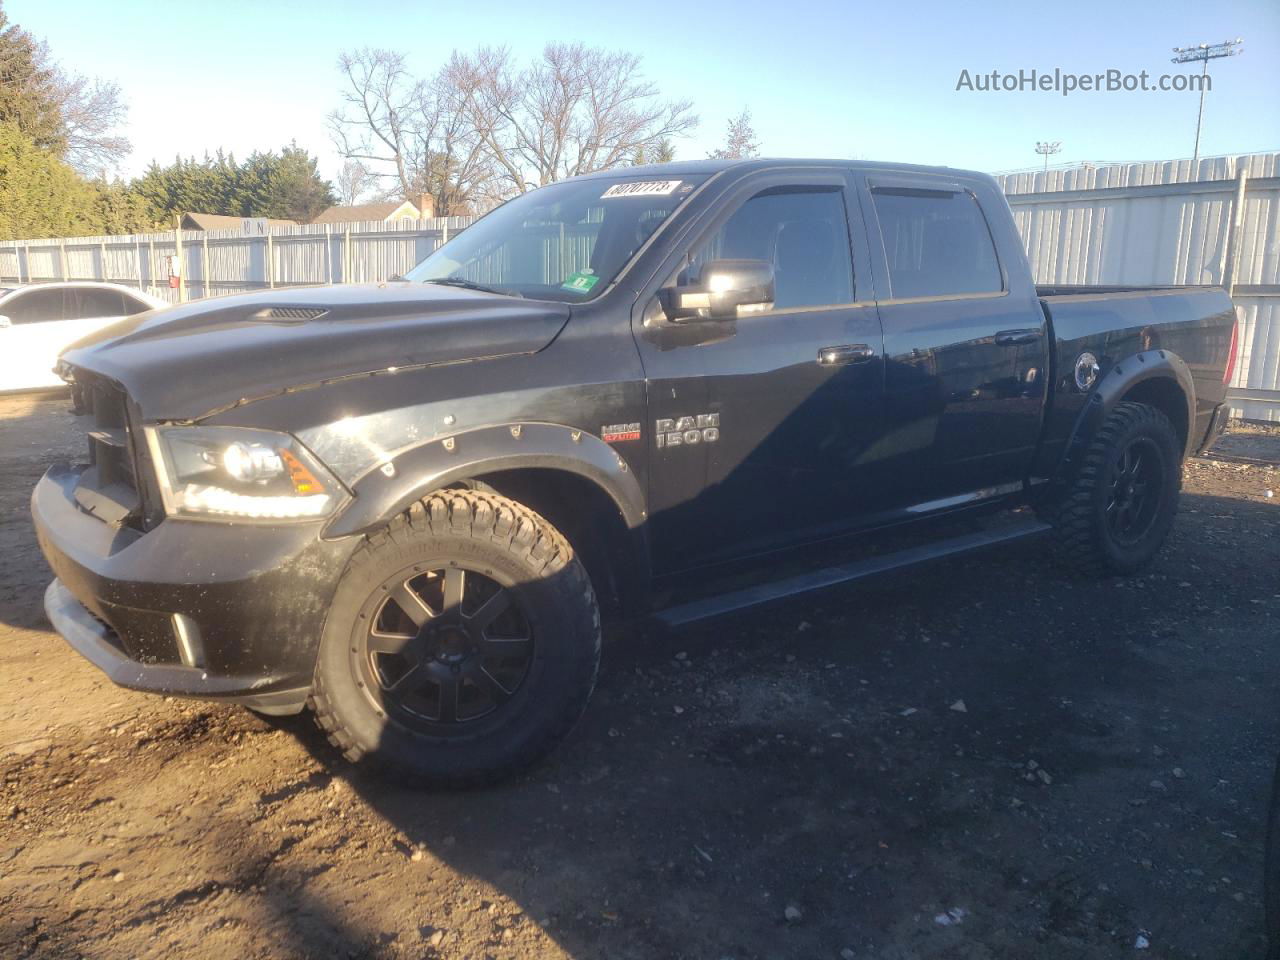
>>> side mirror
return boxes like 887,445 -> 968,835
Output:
659,259 -> 774,322
0,315 -> 10,329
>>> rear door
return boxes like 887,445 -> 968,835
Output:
859,174 -> 1048,507
636,170 -> 887,572
61,286 -> 138,344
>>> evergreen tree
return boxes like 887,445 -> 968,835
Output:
241,144 -> 335,221
90,179 -> 156,235
0,122 -> 95,240
132,147 -> 334,222
0,4 -> 64,154
708,109 -> 760,160
632,138 -> 677,165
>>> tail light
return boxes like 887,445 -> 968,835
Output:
1223,313 -> 1240,385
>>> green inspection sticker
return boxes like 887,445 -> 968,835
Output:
561,271 -> 600,294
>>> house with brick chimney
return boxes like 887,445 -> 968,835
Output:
311,194 -> 435,225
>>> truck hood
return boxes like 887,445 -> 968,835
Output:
60,283 -> 572,421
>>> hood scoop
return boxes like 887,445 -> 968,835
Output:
252,306 -> 330,323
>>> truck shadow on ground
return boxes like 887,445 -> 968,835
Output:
260,488 -> 1277,959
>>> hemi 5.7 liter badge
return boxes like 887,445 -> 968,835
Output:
601,423 -> 642,443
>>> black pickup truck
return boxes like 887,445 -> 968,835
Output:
33,159 -> 1237,785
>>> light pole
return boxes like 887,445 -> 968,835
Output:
1035,141 -> 1062,173
1171,38 -> 1243,171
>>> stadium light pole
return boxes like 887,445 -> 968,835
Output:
1171,38 -> 1243,171
1035,141 -> 1062,173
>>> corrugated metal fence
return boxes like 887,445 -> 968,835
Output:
2,153 -> 1278,418
995,152 -> 1280,421
0,217 -> 476,302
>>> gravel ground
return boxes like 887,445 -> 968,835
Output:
1,392 -> 1278,960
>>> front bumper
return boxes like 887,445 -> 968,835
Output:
33,462 -> 360,714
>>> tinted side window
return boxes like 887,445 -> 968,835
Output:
871,189 -> 1002,299
69,289 -> 128,319
691,187 -> 854,310
6,288 -> 66,324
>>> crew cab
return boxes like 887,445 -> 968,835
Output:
32,159 -> 1238,785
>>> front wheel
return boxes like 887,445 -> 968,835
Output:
1043,401 -> 1183,577
310,490 -> 600,787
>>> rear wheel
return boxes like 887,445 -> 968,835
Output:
310,490 -> 600,786
1044,401 -> 1182,577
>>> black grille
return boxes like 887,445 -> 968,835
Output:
70,373 -> 147,528
85,382 -> 134,489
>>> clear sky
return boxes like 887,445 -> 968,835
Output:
8,0 -> 1279,182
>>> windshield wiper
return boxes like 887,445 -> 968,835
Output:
425,277 -> 523,298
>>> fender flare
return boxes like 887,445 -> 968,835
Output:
1055,348 -> 1196,482
322,421 -> 648,541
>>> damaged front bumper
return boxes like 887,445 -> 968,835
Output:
33,462 -> 359,715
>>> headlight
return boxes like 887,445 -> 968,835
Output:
144,425 -> 344,520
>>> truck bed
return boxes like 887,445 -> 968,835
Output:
1035,283 -> 1237,473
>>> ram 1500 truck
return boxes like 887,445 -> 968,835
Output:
32,159 -> 1238,785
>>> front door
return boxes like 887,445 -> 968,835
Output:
636,172 -> 887,573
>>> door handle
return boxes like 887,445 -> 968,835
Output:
818,343 -> 875,365
994,328 -> 1041,346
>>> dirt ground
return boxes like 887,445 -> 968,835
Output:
1,393 -> 1278,960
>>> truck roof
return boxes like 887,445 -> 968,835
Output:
573,157 -> 993,183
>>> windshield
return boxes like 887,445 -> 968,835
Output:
404,174 -> 707,302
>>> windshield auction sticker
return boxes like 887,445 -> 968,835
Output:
561,271 -> 600,293
601,180 -> 682,199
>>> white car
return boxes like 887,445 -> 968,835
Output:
0,282 -> 168,391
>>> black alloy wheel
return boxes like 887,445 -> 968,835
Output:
1105,436 -> 1166,546
356,563 -> 534,730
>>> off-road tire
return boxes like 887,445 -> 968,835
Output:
1043,401 -> 1182,577
309,490 -> 600,787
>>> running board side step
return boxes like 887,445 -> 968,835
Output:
653,518 -> 1052,629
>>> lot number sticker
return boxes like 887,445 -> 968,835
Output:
601,180 -> 682,199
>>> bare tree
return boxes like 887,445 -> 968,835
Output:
455,43 -> 697,193
52,73 -> 130,175
328,49 -> 492,216
329,49 -> 420,200
708,108 -> 760,160
332,44 -> 697,209
418,57 -> 496,214
334,159 -> 376,205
